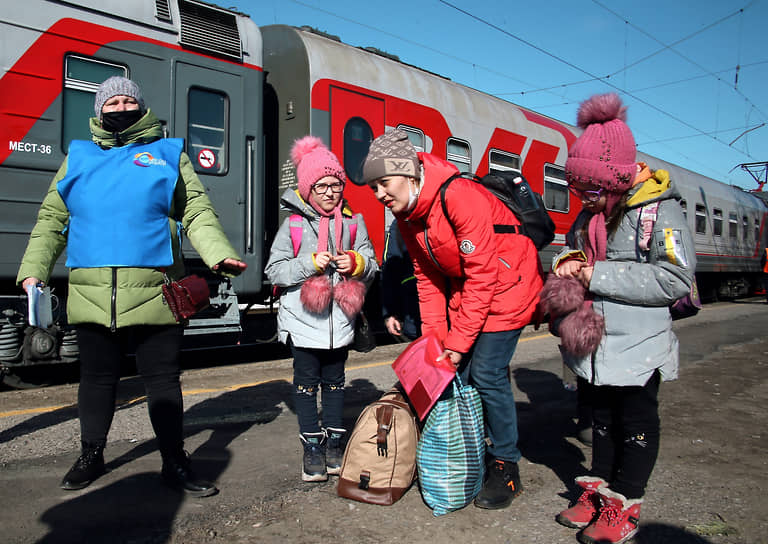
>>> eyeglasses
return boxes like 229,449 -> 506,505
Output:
312,181 -> 345,194
568,185 -> 604,202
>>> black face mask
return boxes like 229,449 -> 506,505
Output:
101,109 -> 143,133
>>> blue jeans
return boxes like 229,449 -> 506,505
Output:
459,328 -> 522,462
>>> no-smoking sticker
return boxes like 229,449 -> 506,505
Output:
197,149 -> 216,169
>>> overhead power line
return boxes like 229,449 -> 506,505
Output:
436,0 -> 761,163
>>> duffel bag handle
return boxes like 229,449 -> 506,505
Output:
375,405 -> 394,457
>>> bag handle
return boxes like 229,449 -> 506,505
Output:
375,405 -> 394,457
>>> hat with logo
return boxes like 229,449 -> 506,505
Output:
93,76 -> 146,120
361,129 -> 420,184
565,93 -> 636,192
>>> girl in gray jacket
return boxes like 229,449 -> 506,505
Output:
265,137 -> 378,482
542,94 -> 695,544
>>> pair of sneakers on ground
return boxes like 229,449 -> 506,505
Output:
300,428 -> 346,482
557,476 -> 643,544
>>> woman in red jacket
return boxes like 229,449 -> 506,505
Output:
362,129 -> 543,509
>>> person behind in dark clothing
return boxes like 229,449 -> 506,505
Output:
381,219 -> 421,341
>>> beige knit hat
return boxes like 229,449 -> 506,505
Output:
361,129 -> 420,184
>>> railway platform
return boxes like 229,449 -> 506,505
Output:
1,300 -> 767,544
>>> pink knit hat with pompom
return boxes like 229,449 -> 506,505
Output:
565,93 -> 636,192
291,136 -> 347,201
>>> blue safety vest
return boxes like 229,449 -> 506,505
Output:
57,139 -> 182,268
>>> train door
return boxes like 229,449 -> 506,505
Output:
173,62 -> 255,337
328,87 -> 385,258
173,62 -> 262,290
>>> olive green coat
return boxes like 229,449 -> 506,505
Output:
17,110 -> 240,329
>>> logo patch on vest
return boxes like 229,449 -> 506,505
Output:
133,152 -> 168,167
459,239 -> 476,254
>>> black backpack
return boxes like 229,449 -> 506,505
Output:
439,172 -> 556,250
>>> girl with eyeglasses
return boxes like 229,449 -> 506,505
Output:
265,136 -> 378,482
541,94 -> 695,544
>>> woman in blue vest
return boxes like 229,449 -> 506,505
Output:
17,77 -> 246,497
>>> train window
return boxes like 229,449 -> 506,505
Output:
743,216 -> 749,242
712,208 -> 723,237
543,164 -> 568,213
447,138 -> 471,172
729,213 -> 738,240
343,117 -> 373,185
680,200 -> 687,219
63,56 -> 127,149
488,150 -> 521,176
397,125 -> 426,152
695,204 -> 706,234
187,87 -> 228,174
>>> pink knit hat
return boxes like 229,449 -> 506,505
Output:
565,93 -> 636,192
291,136 -> 347,201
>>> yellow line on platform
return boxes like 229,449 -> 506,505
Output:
0,332 -> 552,419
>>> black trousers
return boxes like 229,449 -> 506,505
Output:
585,371 -> 661,499
76,324 -> 184,457
290,344 -> 347,434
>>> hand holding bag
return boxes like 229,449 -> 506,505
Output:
162,274 -> 210,322
416,375 -> 486,516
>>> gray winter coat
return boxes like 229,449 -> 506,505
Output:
554,179 -> 696,386
265,189 -> 379,349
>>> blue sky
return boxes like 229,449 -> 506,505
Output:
226,0 -> 768,191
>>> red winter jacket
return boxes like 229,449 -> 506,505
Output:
398,153 -> 543,354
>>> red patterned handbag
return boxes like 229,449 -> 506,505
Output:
162,275 -> 210,322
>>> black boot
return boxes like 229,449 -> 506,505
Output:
300,432 -> 328,482
324,427 -> 347,476
61,441 -> 106,490
474,459 -> 523,509
161,450 -> 218,498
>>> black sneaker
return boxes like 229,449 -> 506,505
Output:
300,432 -> 328,482
324,427 -> 346,475
161,451 -> 218,498
473,459 -> 523,509
61,442 -> 106,490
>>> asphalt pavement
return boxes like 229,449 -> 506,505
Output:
1,300 -> 767,544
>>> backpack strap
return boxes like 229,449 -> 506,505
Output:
288,214 -> 304,257
638,202 -> 659,251
438,172 -> 522,235
347,214 -> 358,249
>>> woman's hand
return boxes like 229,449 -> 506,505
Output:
314,251 -> 333,272
212,258 -> 248,274
333,251 -> 354,275
555,259 -> 586,278
22,277 -> 42,291
436,349 -> 462,368
385,316 -> 403,336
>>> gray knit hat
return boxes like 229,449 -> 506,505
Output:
93,76 -> 146,119
361,129 -> 420,184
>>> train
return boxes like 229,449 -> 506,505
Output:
1,0 -> 766,386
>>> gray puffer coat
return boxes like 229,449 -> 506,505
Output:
554,178 -> 696,386
265,189 -> 378,349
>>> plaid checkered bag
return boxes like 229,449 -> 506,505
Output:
416,376 -> 485,516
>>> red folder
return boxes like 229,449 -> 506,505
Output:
391,334 -> 456,420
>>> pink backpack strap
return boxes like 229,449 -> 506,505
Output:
288,214 -> 304,257
347,214 -> 359,249
638,202 -> 659,251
